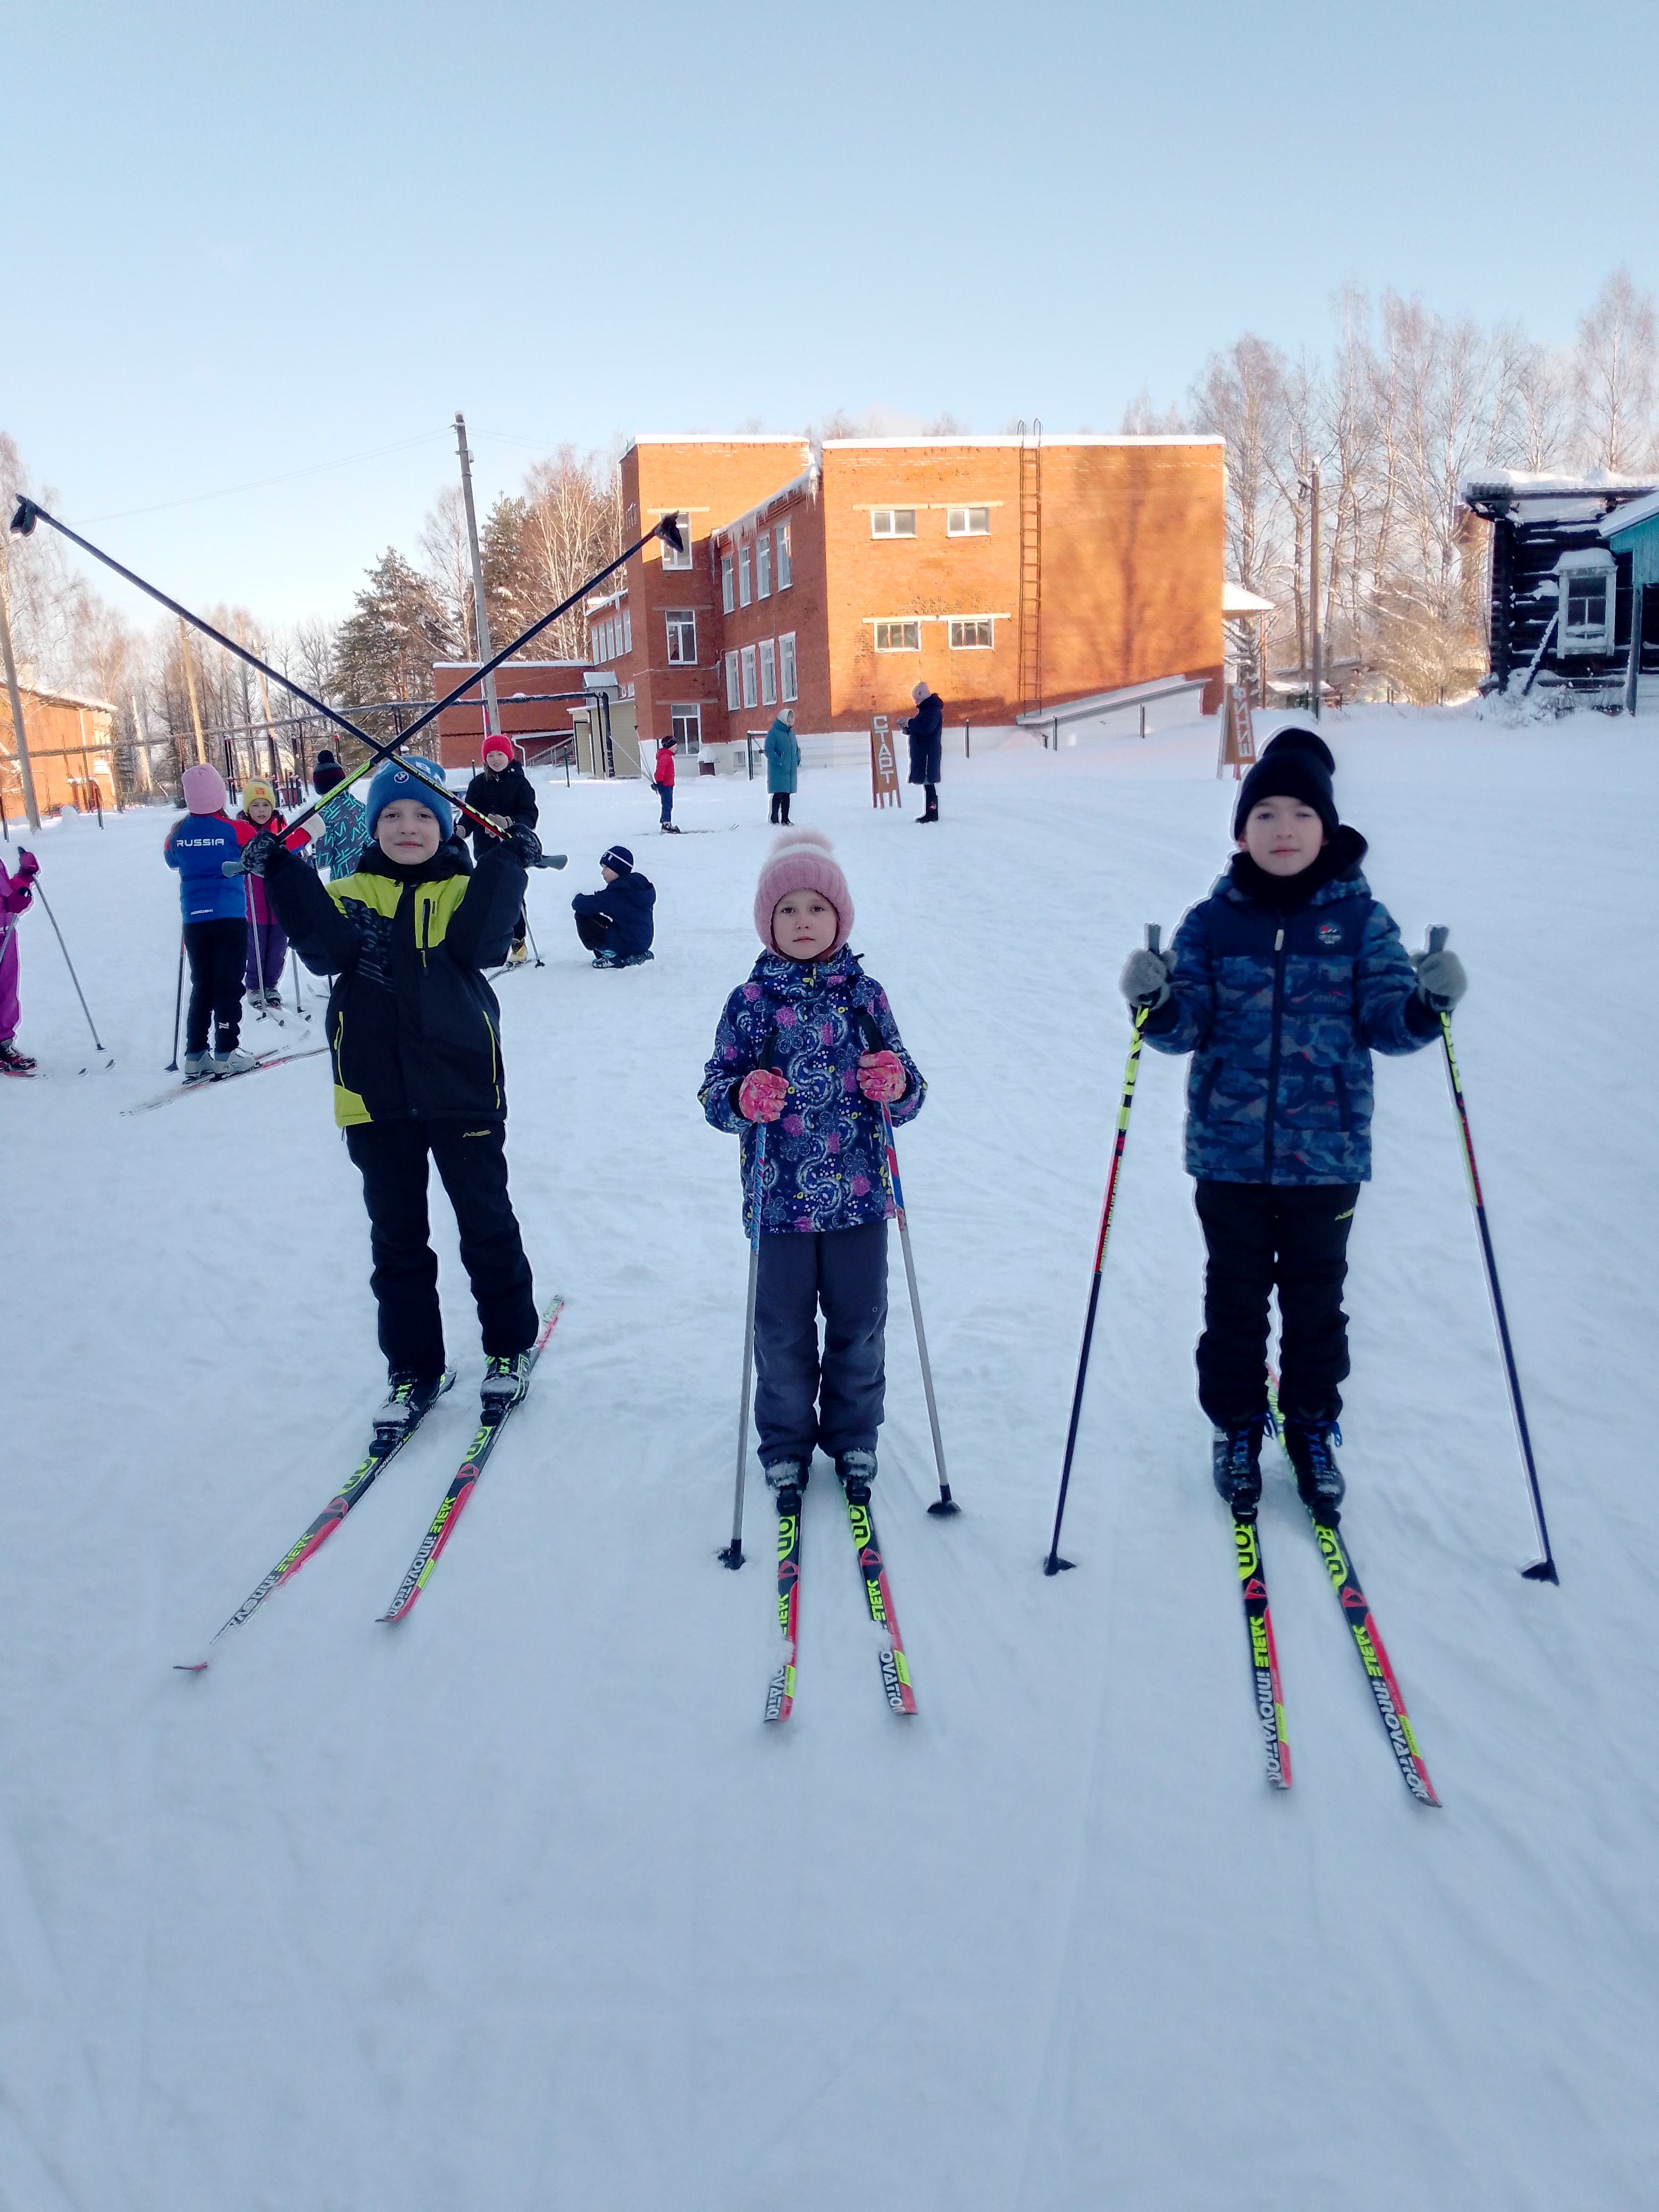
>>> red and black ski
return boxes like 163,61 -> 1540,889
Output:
846,1488 -> 917,1715
1233,1513 -> 1291,1789
764,1494 -> 803,1723
1309,1511 -> 1440,1807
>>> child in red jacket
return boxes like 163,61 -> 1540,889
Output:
234,778 -> 313,1008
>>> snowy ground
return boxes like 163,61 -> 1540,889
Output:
3,707 -> 1656,2211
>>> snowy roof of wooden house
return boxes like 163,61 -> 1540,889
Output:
1599,489 -> 1659,541
1462,468 -> 1659,521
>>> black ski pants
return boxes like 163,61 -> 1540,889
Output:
575,911 -> 612,952
769,791 -> 792,825
182,918 -> 246,1053
345,1119 -> 537,1380
754,1220 -> 887,1466
1193,1180 -> 1360,1427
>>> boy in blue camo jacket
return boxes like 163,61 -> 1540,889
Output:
1118,728 -> 1467,1516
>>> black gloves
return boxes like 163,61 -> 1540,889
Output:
505,823 -> 542,867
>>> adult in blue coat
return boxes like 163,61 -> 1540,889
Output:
571,844 -> 656,967
163,762 -> 255,1077
901,683 -> 943,823
764,709 -> 799,825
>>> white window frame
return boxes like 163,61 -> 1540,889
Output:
659,511 -> 692,571
740,644 -> 758,709
948,616 -> 994,649
1556,549 -> 1616,656
665,609 -> 697,666
725,651 -> 741,709
780,631 -> 797,703
870,508 -> 917,538
622,608 -> 632,654
670,705 -> 701,755
739,546 -> 752,607
874,619 -> 922,651
759,638 -> 777,706
946,506 -> 992,537
721,554 -> 734,614
776,521 -> 792,588
757,532 -> 772,599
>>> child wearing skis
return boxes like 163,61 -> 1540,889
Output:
0,845 -> 39,1073
1119,727 -> 1465,1514
699,827 -> 925,1506
234,778 -> 311,1008
164,764 -> 257,1079
652,735 -> 680,832
250,756 -> 543,1437
311,751 -> 369,881
463,738 -> 537,962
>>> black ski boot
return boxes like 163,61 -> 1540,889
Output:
1211,1416 -> 1270,1513
836,1448 -> 877,1502
480,1350 -> 533,1420
374,1370 -> 446,1444
765,1457 -> 810,1509
1284,1414 -> 1345,1515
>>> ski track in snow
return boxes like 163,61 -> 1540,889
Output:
2,709 -> 1656,2209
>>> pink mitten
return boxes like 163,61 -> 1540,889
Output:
738,1067 -> 789,1123
857,1049 -> 906,1103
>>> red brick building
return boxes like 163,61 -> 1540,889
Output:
590,432 -> 1224,755
428,660 -> 592,772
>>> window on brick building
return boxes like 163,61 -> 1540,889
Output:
739,546 -> 752,607
870,509 -> 916,538
659,512 -> 692,570
722,554 -> 734,613
622,608 -> 633,653
671,705 -> 701,755
949,617 -> 994,649
874,620 -> 921,651
741,646 -> 758,708
780,631 -> 797,702
759,638 -> 777,706
757,533 -> 772,598
947,506 -> 991,536
666,610 -> 697,665
725,651 -> 741,709
776,521 -> 792,586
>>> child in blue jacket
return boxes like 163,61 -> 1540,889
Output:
700,828 -> 924,1506
571,845 -> 655,967
163,763 -> 256,1078
1118,728 -> 1466,1515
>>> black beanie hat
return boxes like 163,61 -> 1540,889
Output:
1233,726 -> 1339,840
601,844 -> 634,875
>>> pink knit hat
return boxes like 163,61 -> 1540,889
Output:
753,827 -> 854,956
182,764 -> 229,815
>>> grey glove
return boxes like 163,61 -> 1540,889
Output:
1411,946 -> 1467,1012
1119,945 -> 1171,1011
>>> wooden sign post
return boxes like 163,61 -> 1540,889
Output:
1216,683 -> 1258,781
870,716 -> 900,807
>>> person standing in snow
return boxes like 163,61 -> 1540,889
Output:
652,734 -> 681,833
464,736 -> 538,964
699,827 -> 925,1509
901,682 -> 943,824
311,750 -> 369,882
164,764 -> 258,1079
764,708 -> 799,826
1117,727 -> 1466,1514
249,756 -> 542,1437
233,778 -> 311,1008
571,844 -> 656,967
0,845 -> 40,1073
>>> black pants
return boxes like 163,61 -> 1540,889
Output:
345,1120 -> 537,1379
575,911 -> 612,952
769,791 -> 792,824
754,1221 -> 887,1464
1193,1181 -> 1360,1426
182,918 -> 246,1053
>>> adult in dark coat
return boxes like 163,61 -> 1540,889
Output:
901,683 -> 943,823
571,844 -> 656,967
464,738 -> 539,959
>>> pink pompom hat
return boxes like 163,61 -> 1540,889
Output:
753,827 -> 854,956
182,763 -> 229,815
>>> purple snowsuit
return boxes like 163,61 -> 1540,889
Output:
0,856 -> 32,1042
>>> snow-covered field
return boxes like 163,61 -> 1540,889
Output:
3,707 -> 1655,2211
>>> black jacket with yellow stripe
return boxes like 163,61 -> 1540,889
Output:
265,836 -> 526,1128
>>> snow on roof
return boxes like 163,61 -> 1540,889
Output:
1461,467 -> 1659,505
710,470 -> 817,546
1600,489 -> 1659,540
1224,581 -> 1275,614
10,683 -> 117,714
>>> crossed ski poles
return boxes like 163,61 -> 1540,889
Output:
8,496 -> 684,867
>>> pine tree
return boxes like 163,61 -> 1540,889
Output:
332,549 -> 460,743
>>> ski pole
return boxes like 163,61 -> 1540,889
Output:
32,879 -> 112,1067
11,497 -> 683,861
166,932 -> 184,1070
244,875 -> 272,1021
1044,924 -> 1160,1575
719,1120 -> 767,1570
857,1009 -> 956,1514
526,916 -> 544,968
1426,925 -> 1557,1584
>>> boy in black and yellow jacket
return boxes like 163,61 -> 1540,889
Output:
256,756 -> 540,1436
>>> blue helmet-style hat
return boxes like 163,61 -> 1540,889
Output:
365,756 -> 454,840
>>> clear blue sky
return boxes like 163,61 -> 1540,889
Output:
9,0 -> 1656,626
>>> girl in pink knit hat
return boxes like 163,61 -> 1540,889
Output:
699,828 -> 926,1511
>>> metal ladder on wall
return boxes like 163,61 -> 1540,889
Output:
1018,419 -> 1043,719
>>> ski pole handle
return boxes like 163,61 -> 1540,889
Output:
1427,924 -> 1448,955
1146,923 -> 1161,954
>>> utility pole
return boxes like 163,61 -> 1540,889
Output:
454,412 -> 500,745
179,618 -> 208,763
0,566 -> 40,831
1309,466 -> 1322,722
